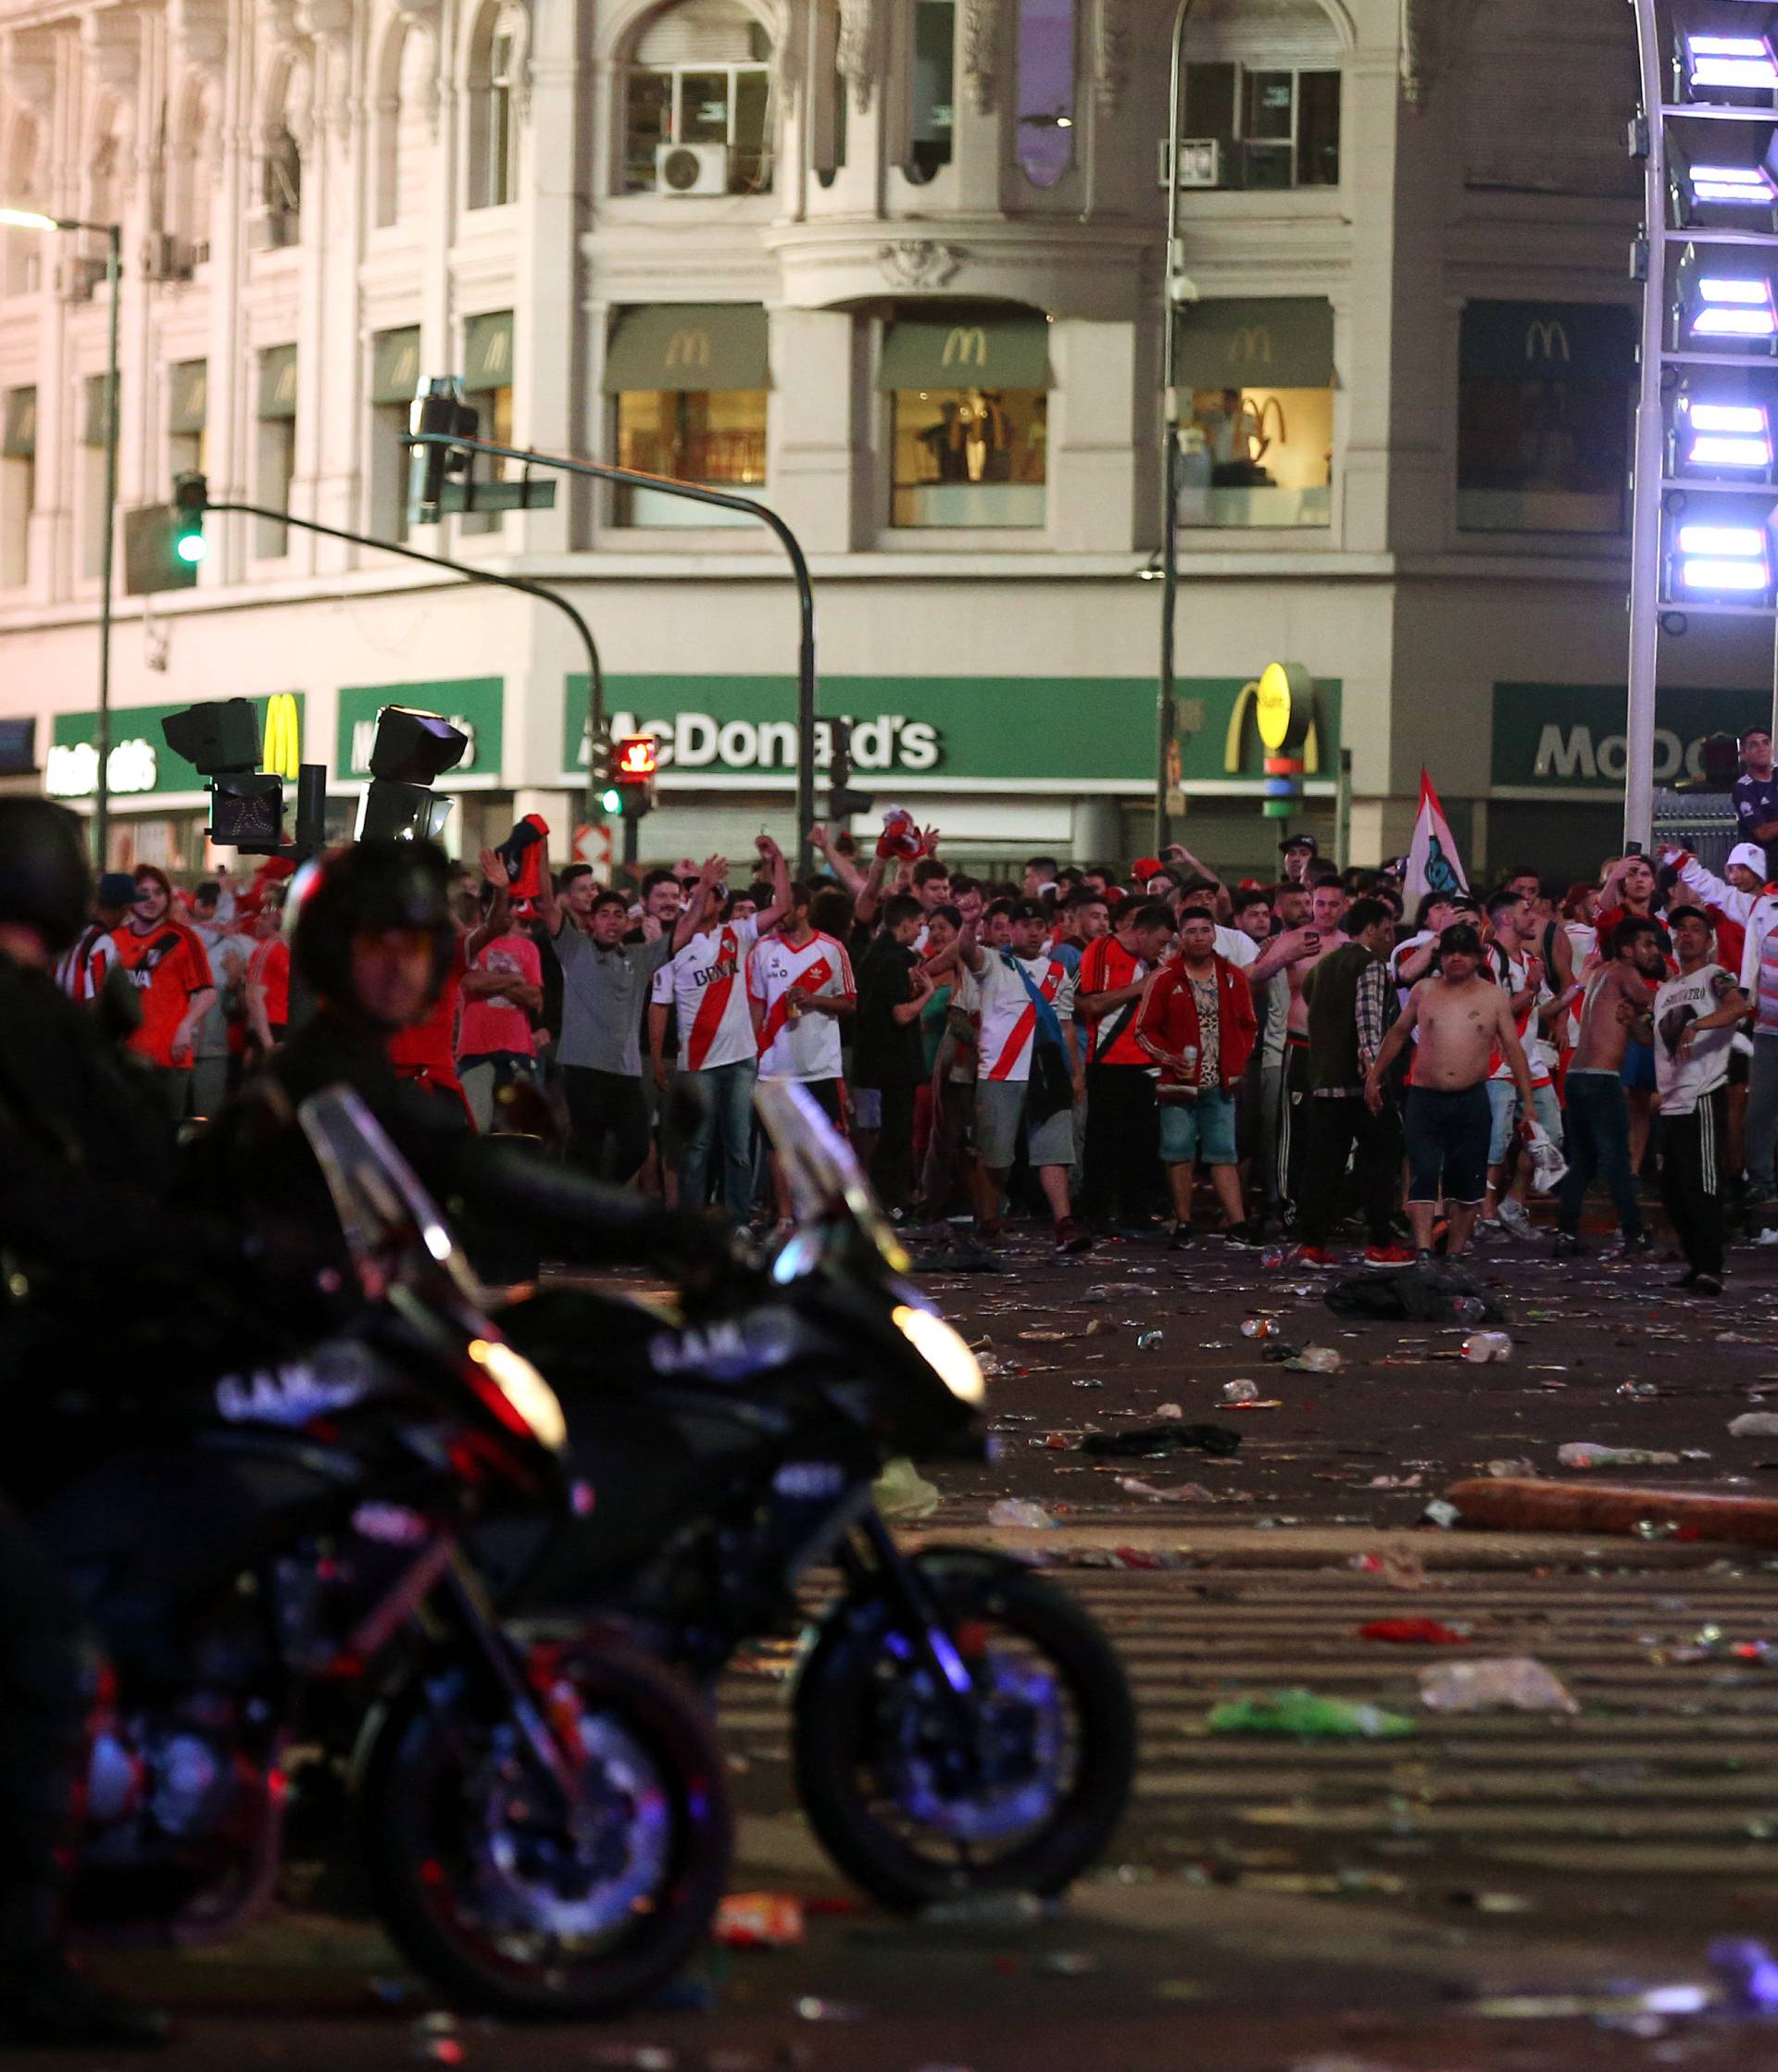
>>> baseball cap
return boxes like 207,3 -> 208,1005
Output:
95,871 -> 136,906
1280,833 -> 1319,854
1729,841 -> 1769,878
1132,855 -> 1167,880
1439,922 -> 1484,958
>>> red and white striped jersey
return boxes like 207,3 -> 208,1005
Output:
655,917 -> 760,1071
748,930 -> 855,1081
975,952 -> 1074,1084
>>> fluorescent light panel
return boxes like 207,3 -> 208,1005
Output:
1677,515 -> 1772,593
1689,34 -> 1778,90
1686,400 -> 1774,467
1694,278 -> 1778,337
1682,556 -> 1771,589
1693,165 -> 1777,203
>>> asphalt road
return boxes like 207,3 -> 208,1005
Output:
29,1206 -> 1778,2071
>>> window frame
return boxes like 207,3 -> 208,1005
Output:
1179,58 -> 1341,191
620,45 -> 775,195
609,383 -> 769,527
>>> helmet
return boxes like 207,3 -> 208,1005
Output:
294,840 -> 457,1017
0,798 -> 92,955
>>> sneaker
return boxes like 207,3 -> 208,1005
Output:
1168,1220 -> 1194,1250
1673,1269 -> 1699,1290
1295,1244 -> 1336,1267
1363,1242 -> 1415,1267
1496,1198 -> 1533,1238
1694,1273 -> 1724,1297
1550,1230 -> 1584,1258
976,1218 -> 1005,1246
1054,1217 -> 1095,1255
1473,1217 -> 1504,1242
1615,1232 -> 1654,1259
1223,1222 -> 1263,1248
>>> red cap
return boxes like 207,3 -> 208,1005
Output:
1133,856 -> 1166,880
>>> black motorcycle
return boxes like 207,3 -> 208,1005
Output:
494,1081 -> 1136,1913
26,1089 -> 732,2018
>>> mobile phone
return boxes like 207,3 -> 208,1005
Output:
1625,840 -> 1645,857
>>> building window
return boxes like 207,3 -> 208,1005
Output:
168,359 -> 207,487
1179,62 -> 1340,189
79,374 -> 116,580
369,328 -> 420,543
904,0 -> 955,183
623,0 -> 773,195
169,82 -> 216,263
459,311 -> 514,536
468,1 -> 526,208
1174,298 -> 1335,530
3,118 -> 43,296
1,387 -> 35,587
262,124 -> 302,243
882,310 -> 1049,529
606,304 -> 769,526
1457,301 -> 1635,536
257,345 -> 297,556
1016,0 -> 1076,189
375,24 -> 438,229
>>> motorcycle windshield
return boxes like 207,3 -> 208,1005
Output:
297,1085 -> 484,1307
753,1079 -> 910,1274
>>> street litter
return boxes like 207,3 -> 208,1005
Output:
1419,1656 -> 1579,1715
1359,1617 -> 1468,1644
1117,1477 -> 1216,1503
1136,1330 -> 1165,1350
1557,1442 -> 1682,1469
1155,1401 -> 1185,1419
1420,1497 -> 1462,1529
713,1892 -> 805,1949
1730,1413 -> 1778,1438
1484,1458 -> 1536,1478
872,1456 -> 941,1521
1347,1550 -> 1429,1590
1207,1689 -> 1416,1739
1365,1475 -> 1422,1489
1285,1348 -> 1342,1373
1081,1423 -> 1242,1458
1462,1331 -> 1512,1363
986,1499 -> 1057,1529
1221,1379 -> 1260,1404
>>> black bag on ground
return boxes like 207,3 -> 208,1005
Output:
1324,1266 -> 1504,1324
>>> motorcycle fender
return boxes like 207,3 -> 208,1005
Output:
812,1542 -> 1028,1651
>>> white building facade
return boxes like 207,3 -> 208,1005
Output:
0,0 -> 1771,879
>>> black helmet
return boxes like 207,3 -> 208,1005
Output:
294,840 -> 457,1019
0,798 -> 92,955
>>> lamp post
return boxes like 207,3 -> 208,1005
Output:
0,208 -> 121,865
1155,0 -> 1196,855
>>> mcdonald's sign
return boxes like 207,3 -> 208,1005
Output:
1525,319 -> 1571,363
262,692 -> 301,781
1223,667 -> 1322,776
942,326 -> 990,370
664,328 -> 712,371
1226,326 -> 1273,368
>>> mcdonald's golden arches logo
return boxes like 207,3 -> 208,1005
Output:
1224,667 -> 1321,774
1227,327 -> 1273,368
665,328 -> 711,371
1524,319 -> 1571,363
942,326 -> 989,369
262,693 -> 301,781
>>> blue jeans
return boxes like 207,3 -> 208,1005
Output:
1557,1070 -> 1643,1241
680,1058 -> 758,1224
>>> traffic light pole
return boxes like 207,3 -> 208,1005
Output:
409,429 -> 820,876
195,495 -> 605,829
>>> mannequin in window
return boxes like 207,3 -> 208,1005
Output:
1196,387 -> 1272,488
961,389 -> 1011,484
917,399 -> 970,483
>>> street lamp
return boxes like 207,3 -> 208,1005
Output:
1155,0 -> 1196,854
0,208 -> 122,865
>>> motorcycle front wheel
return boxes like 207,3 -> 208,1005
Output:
359,1636 -> 731,2018
793,1548 -> 1136,1911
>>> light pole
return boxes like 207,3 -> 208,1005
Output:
0,207 -> 121,865
1155,0 -> 1196,855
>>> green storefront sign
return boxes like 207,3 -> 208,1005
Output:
46,694 -> 307,800
1492,681 -> 1766,792
337,678 -> 504,782
561,676 -> 1342,785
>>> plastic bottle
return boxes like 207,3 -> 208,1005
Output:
1418,1656 -> 1579,1716
987,1497 -> 1057,1529
1260,1247 -> 1287,1269
1241,1318 -> 1279,1341
1461,1330 -> 1512,1364
1221,1379 -> 1260,1404
1135,1329 -> 1164,1351
1450,1296 -> 1491,1324
1293,1347 -> 1342,1373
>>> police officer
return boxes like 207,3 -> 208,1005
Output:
0,799 -> 169,2046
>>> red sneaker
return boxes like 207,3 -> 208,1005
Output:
1364,1242 -> 1415,1267
1295,1244 -> 1335,1267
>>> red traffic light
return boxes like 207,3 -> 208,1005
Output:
616,735 -> 658,780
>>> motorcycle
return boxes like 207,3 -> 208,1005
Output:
25,1088 -> 732,2018
492,1080 -> 1137,1913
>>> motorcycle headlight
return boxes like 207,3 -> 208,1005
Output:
468,1337 -> 568,1451
892,1304 -> 985,1407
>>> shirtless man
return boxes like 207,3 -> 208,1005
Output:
1248,879 -> 1346,1220
1365,922 -> 1534,1261
1551,917 -> 1666,1257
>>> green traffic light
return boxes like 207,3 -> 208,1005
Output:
175,530 -> 207,565
597,787 -> 622,815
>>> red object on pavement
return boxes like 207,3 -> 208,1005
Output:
1359,1617 -> 1470,1645
713,1891 -> 806,1949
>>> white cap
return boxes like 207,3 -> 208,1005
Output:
1729,841 -> 1770,878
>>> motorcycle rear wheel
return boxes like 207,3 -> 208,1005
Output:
359,1637 -> 731,2018
793,1548 -> 1135,1911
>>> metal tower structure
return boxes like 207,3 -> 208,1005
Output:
1627,0 -> 1778,847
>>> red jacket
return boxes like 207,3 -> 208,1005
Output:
1134,954 -> 1258,1092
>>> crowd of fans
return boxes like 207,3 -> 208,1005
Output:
65,794 -> 1778,1295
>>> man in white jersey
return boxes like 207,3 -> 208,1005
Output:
959,898 -> 1093,1254
749,877 -> 857,1115
1638,905 -> 1750,1296
1480,886 -> 1562,1237
650,835 -> 788,1223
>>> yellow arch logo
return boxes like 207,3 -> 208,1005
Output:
1227,327 -> 1273,368
1223,672 -> 1321,774
942,327 -> 989,369
262,692 -> 301,781
665,329 -> 711,370
1525,319 -> 1571,363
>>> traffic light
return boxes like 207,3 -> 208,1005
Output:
357,704 -> 468,842
407,379 -> 480,527
172,471 -> 207,567
598,733 -> 657,818
828,717 -> 873,823
161,696 -> 285,854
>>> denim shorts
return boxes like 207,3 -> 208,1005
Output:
1620,1039 -> 1657,1092
1158,1087 -> 1238,1166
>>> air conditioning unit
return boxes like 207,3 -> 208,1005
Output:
56,255 -> 107,303
657,142 -> 729,196
1159,137 -> 1223,190
140,234 -> 196,283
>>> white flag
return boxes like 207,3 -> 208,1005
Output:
1403,769 -> 1469,907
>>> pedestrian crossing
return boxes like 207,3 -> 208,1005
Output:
719,1562 -> 1778,1897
